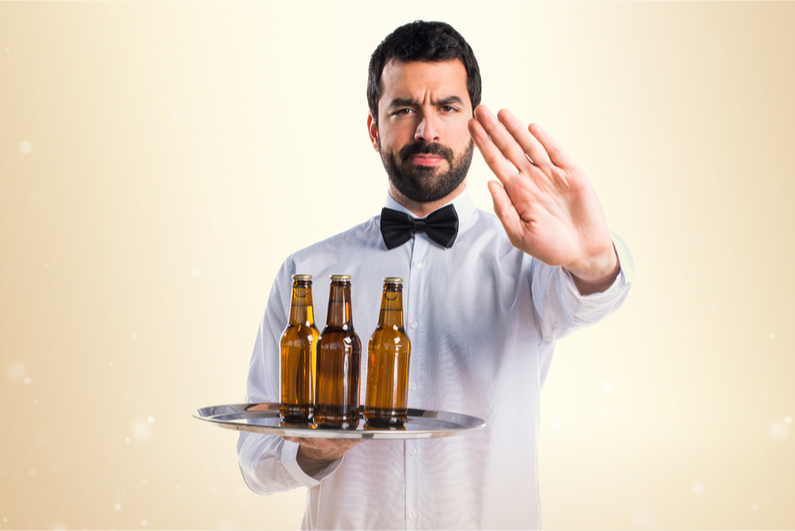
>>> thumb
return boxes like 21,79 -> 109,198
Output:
488,180 -> 524,238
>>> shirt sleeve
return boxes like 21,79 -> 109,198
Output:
236,259 -> 344,495
531,231 -> 634,343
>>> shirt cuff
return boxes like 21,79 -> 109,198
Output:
611,230 -> 634,285
278,440 -> 344,487
561,232 -> 634,299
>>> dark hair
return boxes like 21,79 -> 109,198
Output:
367,21 -> 481,125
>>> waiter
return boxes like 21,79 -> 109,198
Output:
238,20 -> 633,529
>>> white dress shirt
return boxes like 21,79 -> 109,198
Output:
238,188 -> 634,529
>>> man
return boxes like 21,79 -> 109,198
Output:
238,21 -> 632,529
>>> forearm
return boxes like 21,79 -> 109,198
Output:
532,232 -> 633,341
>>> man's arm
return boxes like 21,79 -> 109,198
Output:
468,106 -> 619,295
238,261 -> 346,492
238,259 -> 364,492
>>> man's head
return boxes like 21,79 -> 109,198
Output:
367,21 -> 481,127
367,21 -> 481,207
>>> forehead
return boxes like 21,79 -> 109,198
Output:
379,59 -> 469,106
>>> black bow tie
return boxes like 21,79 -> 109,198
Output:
380,204 -> 459,250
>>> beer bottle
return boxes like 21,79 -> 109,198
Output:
279,274 -> 319,423
314,275 -> 362,429
364,277 -> 411,427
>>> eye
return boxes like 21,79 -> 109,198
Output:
441,105 -> 458,113
393,108 -> 413,116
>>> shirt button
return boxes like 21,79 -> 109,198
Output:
409,511 -> 417,521
409,320 -> 418,329
409,382 -> 417,391
408,447 -> 417,456
414,261 -> 422,269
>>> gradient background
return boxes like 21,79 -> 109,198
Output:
2,2 -> 794,529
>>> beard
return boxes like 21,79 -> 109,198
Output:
379,137 -> 474,203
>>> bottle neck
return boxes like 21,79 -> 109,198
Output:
377,285 -> 404,329
326,281 -> 353,328
288,281 -> 315,326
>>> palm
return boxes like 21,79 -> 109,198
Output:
468,106 -> 614,280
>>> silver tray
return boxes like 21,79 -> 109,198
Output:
194,403 -> 486,439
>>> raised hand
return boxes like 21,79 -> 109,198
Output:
468,105 -> 619,294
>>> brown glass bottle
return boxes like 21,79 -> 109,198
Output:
279,275 -> 319,423
364,277 -> 411,427
314,275 -> 362,429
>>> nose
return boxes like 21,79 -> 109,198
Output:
414,111 -> 440,143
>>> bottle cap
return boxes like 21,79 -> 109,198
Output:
292,274 -> 313,281
383,277 -> 403,284
330,274 -> 352,281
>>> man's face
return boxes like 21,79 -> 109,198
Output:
368,60 -> 474,203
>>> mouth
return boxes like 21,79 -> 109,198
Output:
409,154 -> 445,166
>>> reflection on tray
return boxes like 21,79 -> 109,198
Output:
280,420 -> 316,429
364,424 -> 405,431
246,403 -> 278,412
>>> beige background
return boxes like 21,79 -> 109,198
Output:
2,2 -> 794,529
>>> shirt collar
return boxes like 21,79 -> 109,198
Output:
384,187 -> 476,222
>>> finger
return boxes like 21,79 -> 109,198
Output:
527,123 -> 572,168
298,437 -> 362,452
313,438 -> 361,449
474,105 -> 535,176
303,438 -> 362,460
496,109 -> 552,170
487,180 -> 525,242
335,439 -> 363,451
468,114 -> 522,189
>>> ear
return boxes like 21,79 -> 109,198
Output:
367,112 -> 380,152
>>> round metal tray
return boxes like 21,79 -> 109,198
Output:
194,403 -> 486,439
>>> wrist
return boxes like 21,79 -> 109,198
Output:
565,245 -> 620,295
296,446 -> 336,477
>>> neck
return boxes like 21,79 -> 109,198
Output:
326,283 -> 353,328
388,181 -> 466,218
289,283 -> 314,325
378,287 -> 404,329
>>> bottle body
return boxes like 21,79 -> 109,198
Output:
364,278 -> 411,427
315,275 -> 362,429
279,275 -> 319,423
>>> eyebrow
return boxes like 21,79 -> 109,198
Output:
387,95 -> 465,109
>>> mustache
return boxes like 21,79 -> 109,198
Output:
398,142 -> 454,163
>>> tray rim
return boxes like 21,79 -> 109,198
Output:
194,403 -> 486,439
